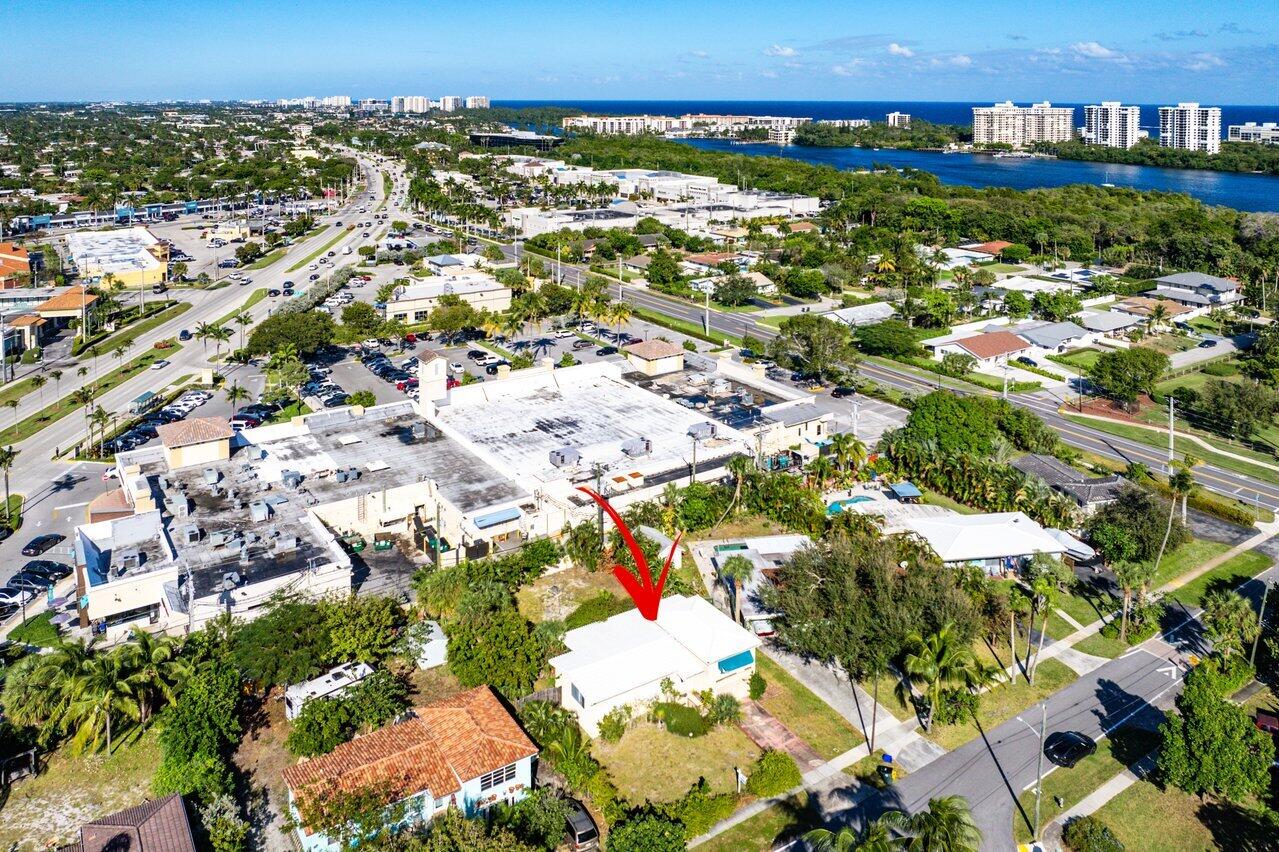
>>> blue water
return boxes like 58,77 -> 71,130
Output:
496,100 -> 1279,212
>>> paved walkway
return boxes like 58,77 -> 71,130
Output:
738,701 -> 825,772
1067,410 -> 1279,475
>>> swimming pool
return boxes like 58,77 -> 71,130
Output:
827,496 -> 874,515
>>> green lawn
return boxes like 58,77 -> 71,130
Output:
268,401 -> 312,424
1073,630 -> 1133,659
1164,550 -> 1273,608
213,288 -> 268,327
920,490 -> 980,515
1142,333 -> 1198,355
696,793 -> 817,851
981,263 -> 1027,274
4,493 -> 22,531
285,228 -> 345,272
634,307 -> 744,349
1012,726 -> 1160,842
1048,348 -> 1102,371
755,655 -> 863,761
9,611 -> 59,646
1093,777 -> 1274,852
1150,538 -> 1231,590
592,723 -> 762,804
923,658 -> 1077,752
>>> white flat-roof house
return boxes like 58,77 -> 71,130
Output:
1144,272 -> 1242,317
903,511 -> 1068,574
550,595 -> 761,737
384,274 -> 512,323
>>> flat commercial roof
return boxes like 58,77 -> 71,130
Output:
430,363 -> 748,489
65,226 -> 162,276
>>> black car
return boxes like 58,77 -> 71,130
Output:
268,289 -> 281,297
572,339 -> 595,351
24,560 -> 71,580
595,346 -> 619,356
831,386 -> 857,399
283,288 -> 295,297
466,349 -> 487,361
485,362 -> 509,375
21,534 -> 64,557
0,527 -> 10,543
1044,731 -> 1097,767
1198,338 -> 1219,348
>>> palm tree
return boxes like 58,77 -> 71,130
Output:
804,813 -> 905,852
1113,560 -> 1154,643
120,627 -> 185,725
30,374 -> 46,403
0,445 -> 16,526
71,386 -> 96,449
90,406 -> 111,457
1154,460 -> 1196,576
717,554 -> 755,626
829,432 -> 868,482
608,300 -> 634,340
1201,589 -> 1259,659
209,326 -> 233,362
63,652 -> 138,754
895,622 -> 980,730
194,321 -> 215,353
50,369 -> 63,399
224,383 -> 249,407
1028,575 -> 1059,684
806,456 -> 836,491
881,795 -> 981,852
1147,302 -> 1170,331
232,311 -> 253,350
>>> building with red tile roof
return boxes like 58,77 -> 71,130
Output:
58,794 -> 197,852
283,686 -> 538,850
0,242 -> 30,288
962,240 -> 1014,257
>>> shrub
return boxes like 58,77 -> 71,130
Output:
705,694 -> 741,726
1063,815 -> 1125,852
598,704 -> 632,743
586,770 -> 628,826
20,347 -> 41,364
682,339 -> 697,352
652,702 -> 711,737
744,749 -> 801,797
606,808 -> 686,852
565,592 -> 634,630
1201,361 -> 1238,377
663,778 -> 737,839
931,688 -> 979,726
748,670 -> 766,701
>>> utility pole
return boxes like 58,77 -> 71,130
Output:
1251,581 -> 1272,668
704,290 -> 711,335
851,400 -> 861,439
1033,701 -> 1047,843
690,436 -> 699,484
1167,395 -> 1176,475
1002,361 -> 1010,400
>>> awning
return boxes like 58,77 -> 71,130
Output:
889,481 -> 922,500
1047,528 -> 1096,561
473,507 -> 522,530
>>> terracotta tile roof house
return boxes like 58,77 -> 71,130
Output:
684,251 -> 740,268
1113,296 -> 1192,320
35,285 -> 99,314
954,330 -> 1031,360
58,794 -> 198,852
0,242 -> 30,286
624,339 -> 686,361
964,240 -> 1014,257
156,416 -> 236,449
283,685 -> 538,817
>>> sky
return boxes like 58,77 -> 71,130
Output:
4,0 -> 1279,104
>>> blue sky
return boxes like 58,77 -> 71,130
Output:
4,0 -> 1278,103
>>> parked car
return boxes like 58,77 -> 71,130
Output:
1198,338 -> 1219,348
8,573 -> 52,593
485,362 -> 508,375
449,362 -> 465,374
23,560 -> 72,581
21,534 -> 64,556
831,386 -> 857,398
0,587 -> 32,606
178,329 -> 192,341
554,328 -> 575,339
595,346 -> 618,356
268,289 -> 281,297
1044,731 -> 1097,768
564,799 -> 600,851
572,339 -> 595,351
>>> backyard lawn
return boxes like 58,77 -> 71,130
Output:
755,655 -> 863,761
1093,778 -> 1275,852
593,723 -> 762,804
1048,348 -> 1101,371
0,731 -> 162,849
696,793 -> 817,851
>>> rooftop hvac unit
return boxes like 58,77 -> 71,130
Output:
688,422 -> 717,441
181,524 -> 201,545
118,548 -> 141,570
202,468 -> 221,486
239,545 -> 251,565
250,446 -> 267,460
411,422 -> 428,440
346,467 -> 361,481
275,535 -> 298,553
622,437 -> 652,457
334,469 -> 349,483
710,378 -> 731,396
249,501 -> 271,522
282,470 -> 304,489
209,529 -> 236,547
221,571 -> 240,591
740,392 -> 755,407
167,495 -> 192,517
549,447 -> 581,468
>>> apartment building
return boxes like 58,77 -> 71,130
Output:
971,101 -> 1074,147
816,119 -> 870,129
320,95 -> 351,108
438,96 -> 463,112
1159,103 -> 1221,153
392,96 -> 431,114
563,113 -> 810,135
1228,122 -> 1279,145
464,96 -> 490,109
1083,102 -> 1141,149
886,111 -> 912,128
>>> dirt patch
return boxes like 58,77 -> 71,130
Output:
1078,394 -> 1155,423
517,564 -> 628,623
232,689 -> 300,851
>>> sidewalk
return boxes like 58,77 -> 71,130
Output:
1065,409 -> 1279,475
1042,753 -> 1157,848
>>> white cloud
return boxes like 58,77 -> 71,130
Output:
949,54 -> 972,67
831,60 -> 867,76
764,44 -> 797,57
1071,41 -> 1122,59
1187,52 -> 1226,71
887,42 -> 914,57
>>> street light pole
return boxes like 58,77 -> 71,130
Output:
1250,581 -> 1272,669
1033,701 -> 1047,842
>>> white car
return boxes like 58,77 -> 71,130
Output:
554,328 -> 575,339
362,339 -> 381,349
476,354 -> 501,367
150,359 -> 170,370
0,587 -> 32,606
449,362 -> 465,374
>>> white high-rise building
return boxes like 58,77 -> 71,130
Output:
465,96 -> 490,109
1083,102 -> 1141,149
320,95 -> 351,108
886,111 -> 911,129
971,101 -> 1074,147
1159,103 -> 1221,153
392,96 -> 431,114
438,96 -> 463,112
1228,122 -> 1279,145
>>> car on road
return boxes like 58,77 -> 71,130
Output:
831,386 -> 857,398
1198,339 -> 1219,348
150,359 -> 170,370
309,274 -> 320,281
1044,731 -> 1097,768
283,288 -> 295,296
22,534 -> 64,556
564,799 -> 599,851
102,468 -> 120,481
268,289 -> 281,297
178,329 -> 192,341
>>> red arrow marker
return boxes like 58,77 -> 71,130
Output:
577,486 -> 681,621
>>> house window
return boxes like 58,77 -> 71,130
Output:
571,683 -> 586,707
479,762 -> 517,792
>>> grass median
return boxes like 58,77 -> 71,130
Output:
78,302 -> 191,361
0,344 -> 182,446
213,288 -> 268,328
286,228 -> 346,273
